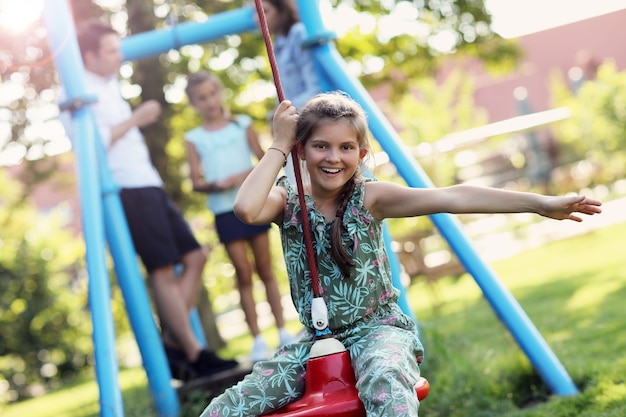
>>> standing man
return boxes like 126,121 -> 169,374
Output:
62,18 -> 237,380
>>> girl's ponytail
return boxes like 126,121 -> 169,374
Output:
331,176 -> 356,277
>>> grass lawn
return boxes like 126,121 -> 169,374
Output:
3,221 -> 625,417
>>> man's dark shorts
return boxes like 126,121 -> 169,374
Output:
120,187 -> 200,273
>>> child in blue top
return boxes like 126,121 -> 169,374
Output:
258,0 -> 322,184
199,92 -> 602,417
260,0 -> 321,109
184,71 -> 294,363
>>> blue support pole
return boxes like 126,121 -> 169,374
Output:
42,1 -> 124,416
121,7 -> 258,62
383,223 -> 418,325
97,139 -> 180,416
297,1 -> 578,396
190,310 -> 208,348
45,1 -> 180,415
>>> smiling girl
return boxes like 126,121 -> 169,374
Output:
198,91 -> 602,417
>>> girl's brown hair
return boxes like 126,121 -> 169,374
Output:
185,71 -> 236,122
185,71 -> 221,100
295,92 -> 370,278
264,0 -> 299,36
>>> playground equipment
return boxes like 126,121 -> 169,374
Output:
42,0 -> 578,416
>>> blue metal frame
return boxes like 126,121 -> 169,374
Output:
43,0 -> 577,416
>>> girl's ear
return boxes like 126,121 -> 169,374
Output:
296,143 -> 305,160
359,148 -> 368,160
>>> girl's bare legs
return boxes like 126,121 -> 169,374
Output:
249,232 -> 285,328
225,238 -> 269,361
225,239 -> 261,337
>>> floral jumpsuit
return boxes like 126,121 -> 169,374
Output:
200,178 -> 424,417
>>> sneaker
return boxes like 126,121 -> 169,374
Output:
250,336 -> 270,363
191,350 -> 239,379
278,328 -> 296,347
164,346 -> 194,381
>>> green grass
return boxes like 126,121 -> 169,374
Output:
3,222 -> 625,417
0,367 -> 149,417
408,221 -> 626,416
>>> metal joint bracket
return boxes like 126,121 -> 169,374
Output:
58,94 -> 98,113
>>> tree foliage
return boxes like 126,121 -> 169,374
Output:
395,68 -> 489,185
328,0 -> 520,95
0,169 -> 91,403
550,60 -> 626,187
1,0 -> 520,191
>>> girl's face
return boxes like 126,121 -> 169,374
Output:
260,1 -> 281,34
189,79 -> 223,120
301,119 -> 368,194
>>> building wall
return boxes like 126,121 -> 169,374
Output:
457,9 -> 626,122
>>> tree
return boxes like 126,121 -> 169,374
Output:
550,60 -> 626,188
0,168 -> 92,403
326,0 -> 521,98
1,0 -> 520,195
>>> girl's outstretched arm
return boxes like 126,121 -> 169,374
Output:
366,182 -> 602,221
234,100 -> 299,225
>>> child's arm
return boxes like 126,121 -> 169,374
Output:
366,182 -> 602,222
246,123 -> 265,160
218,121 -> 262,190
234,100 -> 299,225
185,140 -> 210,192
110,100 -> 161,148
185,140 -> 226,193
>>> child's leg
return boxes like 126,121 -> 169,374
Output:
350,326 -> 422,417
249,232 -> 286,328
176,247 -> 206,309
225,239 -> 260,336
200,340 -> 312,417
150,263 -> 203,361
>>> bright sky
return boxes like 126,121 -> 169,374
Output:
485,0 -> 626,38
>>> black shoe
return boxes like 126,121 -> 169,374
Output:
164,346 -> 195,381
190,350 -> 239,378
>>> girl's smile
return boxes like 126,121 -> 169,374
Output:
302,119 -> 365,194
